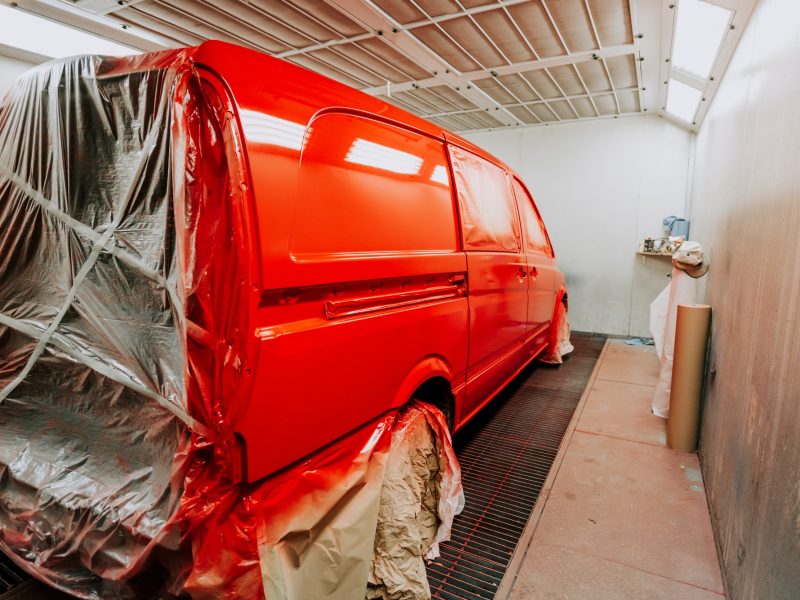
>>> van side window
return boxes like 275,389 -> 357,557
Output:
448,145 -> 521,253
512,177 -> 553,257
291,113 -> 457,256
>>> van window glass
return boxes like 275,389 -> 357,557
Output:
511,177 -> 552,256
448,145 -> 520,253
291,113 -> 457,256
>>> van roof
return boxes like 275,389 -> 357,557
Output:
93,40 -> 506,171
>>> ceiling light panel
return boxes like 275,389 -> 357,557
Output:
262,2 -> 348,41
113,9 -> 201,46
506,2 -> 563,58
427,85 -> 479,111
371,0 -> 429,23
129,2 -> 247,49
309,48 -> 384,86
594,94 -> 618,116
411,24 -> 480,72
543,0 -> 596,52
410,88 -> 455,113
571,96 -> 597,119
547,64 -> 586,96
518,70 -> 561,100
666,78 -> 703,122
475,78 -> 517,105
672,0 -> 732,79
606,54 -> 638,89
0,4 -> 139,58
496,74 -> 538,104
589,0 -> 633,46
439,17 -> 507,69
618,91 -> 641,113
299,2 -> 366,37
353,39 -> 431,81
473,8 -> 532,64
528,102 -> 554,123
575,60 -> 613,93
507,105 -> 538,124
332,44 -> 410,84
549,99 -> 578,120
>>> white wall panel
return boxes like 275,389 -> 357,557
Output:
0,53 -> 37,98
688,0 -> 800,597
466,116 -> 692,336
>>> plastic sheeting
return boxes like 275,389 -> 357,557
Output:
539,301 -> 574,365
650,270 -> 699,418
0,50 -> 464,599
182,403 -> 463,600
448,145 -> 521,253
0,50 -> 201,599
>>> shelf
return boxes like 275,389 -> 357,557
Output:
636,251 -> 673,257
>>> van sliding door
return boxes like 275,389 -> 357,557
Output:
238,112 -> 469,481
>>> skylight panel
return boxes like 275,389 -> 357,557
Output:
0,4 -> 138,59
672,0 -> 732,79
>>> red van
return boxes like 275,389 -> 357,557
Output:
179,42 -> 570,482
0,41 -> 567,488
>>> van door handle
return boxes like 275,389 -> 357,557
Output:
517,267 -> 528,280
448,274 -> 466,285
529,266 -> 538,279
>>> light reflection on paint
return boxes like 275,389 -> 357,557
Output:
239,110 -> 308,150
344,138 -> 423,175
430,164 -> 449,185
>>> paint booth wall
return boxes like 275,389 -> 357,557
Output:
466,116 -> 692,337
689,0 -> 800,597
0,53 -> 37,97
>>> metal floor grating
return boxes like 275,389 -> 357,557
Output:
0,553 -> 26,596
428,332 -> 607,600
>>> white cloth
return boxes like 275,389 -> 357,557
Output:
539,302 -> 574,365
650,269 -> 699,418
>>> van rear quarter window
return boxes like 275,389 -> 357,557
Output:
290,113 -> 457,257
448,145 -> 521,253
511,177 -> 553,257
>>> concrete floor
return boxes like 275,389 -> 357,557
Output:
508,340 -> 725,599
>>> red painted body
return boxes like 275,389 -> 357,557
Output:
186,41 -> 567,483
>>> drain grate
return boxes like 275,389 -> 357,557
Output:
429,332 -> 606,599
0,553 -> 26,596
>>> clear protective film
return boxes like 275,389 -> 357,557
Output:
0,51 -> 200,599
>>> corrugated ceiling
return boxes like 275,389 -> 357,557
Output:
66,0 -> 647,132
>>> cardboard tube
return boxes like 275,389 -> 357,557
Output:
667,304 -> 712,452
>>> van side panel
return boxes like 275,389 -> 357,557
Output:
191,42 -> 564,480
448,145 -> 530,423
235,113 -> 469,482
511,176 -> 559,345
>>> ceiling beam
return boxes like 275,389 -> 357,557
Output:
321,0 -> 520,126
361,44 -> 636,95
